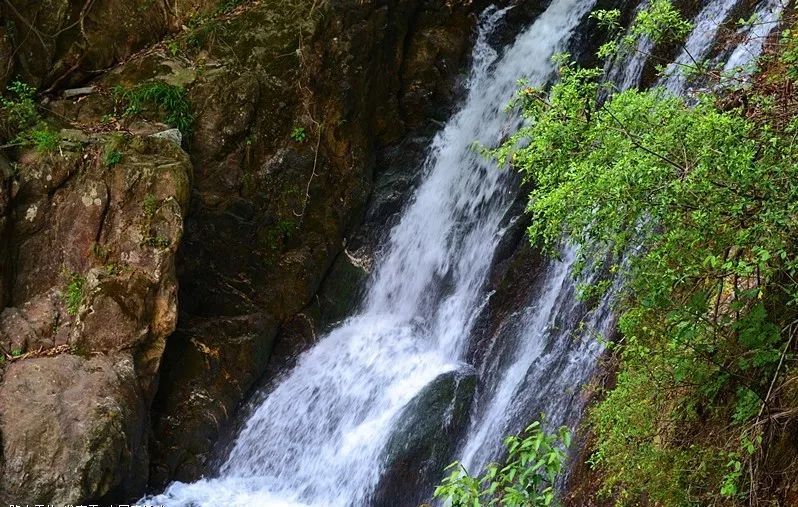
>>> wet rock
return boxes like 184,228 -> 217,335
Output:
273,250 -> 371,368
372,366 -> 477,507
148,312 -> 279,485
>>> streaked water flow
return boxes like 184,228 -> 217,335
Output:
722,0 -> 785,77
660,0 -> 741,91
147,0 -> 596,505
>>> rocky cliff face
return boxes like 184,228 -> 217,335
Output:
0,0 -> 491,502
0,131 -> 191,502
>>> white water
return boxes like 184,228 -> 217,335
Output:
459,247 -> 581,470
722,0 -> 785,76
607,0 -> 653,91
148,1 -> 596,505
660,0 -> 741,91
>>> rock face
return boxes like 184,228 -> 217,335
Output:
0,355 -> 147,503
372,367 -> 477,507
0,131 -> 191,503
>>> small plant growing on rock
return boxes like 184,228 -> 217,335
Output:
0,81 -> 62,155
10,348 -> 23,358
113,81 -> 194,134
104,149 -> 123,167
167,40 -> 181,57
290,126 -> 307,143
143,235 -> 171,248
91,242 -> 110,262
142,193 -> 159,218
1,80 -> 39,131
26,126 -> 60,153
63,272 -> 86,316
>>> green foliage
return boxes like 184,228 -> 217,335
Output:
628,0 -> 692,43
1,80 -> 38,131
261,219 -> 297,252
779,28 -> 798,81
64,273 -> 86,316
494,5 -> 798,501
143,235 -> 170,248
593,0 -> 693,62
433,420 -> 571,506
24,126 -> 60,153
113,82 -> 194,134
0,81 -> 60,153
104,149 -> 123,167
290,126 -> 308,143
167,40 -> 181,57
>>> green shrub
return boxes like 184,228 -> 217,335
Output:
432,420 -> 571,507
0,80 -> 39,131
26,125 -> 60,153
493,2 -> 798,504
104,149 -> 123,167
290,126 -> 307,143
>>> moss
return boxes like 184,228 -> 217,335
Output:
142,193 -> 159,219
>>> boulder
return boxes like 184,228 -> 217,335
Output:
372,366 -> 477,507
0,354 -> 148,503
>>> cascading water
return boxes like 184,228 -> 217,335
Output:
660,0 -> 741,91
454,0 -> 785,480
606,0 -> 652,90
148,0 -> 596,505
722,0 -> 785,76
145,0 -> 784,505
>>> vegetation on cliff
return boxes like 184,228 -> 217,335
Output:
490,1 -> 798,505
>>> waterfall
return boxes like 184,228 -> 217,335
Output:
456,0 -> 785,481
459,247 -> 592,471
148,0 -> 597,505
144,0 -> 783,505
606,0 -> 652,91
